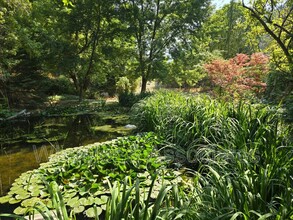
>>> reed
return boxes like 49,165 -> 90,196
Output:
132,90 -> 293,218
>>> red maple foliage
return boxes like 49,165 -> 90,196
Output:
204,53 -> 269,98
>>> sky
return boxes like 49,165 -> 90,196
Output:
211,0 -> 233,9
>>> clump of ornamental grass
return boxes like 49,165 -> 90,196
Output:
132,90 -> 293,218
132,91 -> 290,166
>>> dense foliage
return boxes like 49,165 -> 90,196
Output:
0,0 -> 293,219
205,53 -> 270,98
0,133 -> 187,218
131,91 -> 293,218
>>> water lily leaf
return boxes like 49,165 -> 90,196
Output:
10,185 -> 22,192
101,204 -> 107,210
9,197 -> 21,204
39,190 -> 50,198
150,190 -> 160,199
28,176 -> 41,183
63,191 -> 77,199
21,197 -> 42,207
15,193 -> 30,200
14,206 -> 27,215
67,196 -> 79,208
28,184 -> 40,191
45,199 -> 53,208
14,188 -> 29,196
78,197 -> 94,206
85,207 -> 102,218
73,205 -> 85,213
28,185 -> 41,197
95,195 -> 108,205
31,188 -> 41,197
0,195 -> 10,204
93,190 -> 106,196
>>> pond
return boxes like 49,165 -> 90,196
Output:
0,111 -> 134,196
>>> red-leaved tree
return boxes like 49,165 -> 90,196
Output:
204,53 -> 269,98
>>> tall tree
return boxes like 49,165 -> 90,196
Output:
41,0 -> 122,100
242,0 -> 293,72
0,0 -> 44,107
120,0 -> 211,93
205,1 -> 260,59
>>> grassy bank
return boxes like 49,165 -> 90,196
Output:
132,91 -> 293,219
1,91 -> 292,219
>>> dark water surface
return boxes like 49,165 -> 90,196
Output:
0,113 -> 131,196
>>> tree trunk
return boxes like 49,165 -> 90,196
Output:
141,76 -> 147,93
79,86 -> 84,102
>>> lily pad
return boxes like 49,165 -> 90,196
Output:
73,205 -> 85,213
15,193 -> 30,200
21,197 -> 42,207
0,195 -> 10,204
79,197 -> 94,206
94,195 -> 108,205
9,197 -> 22,204
91,125 -> 133,135
14,206 -> 28,215
63,191 -> 77,199
67,196 -> 80,208
85,206 -> 102,218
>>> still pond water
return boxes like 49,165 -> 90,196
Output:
0,112 -> 132,196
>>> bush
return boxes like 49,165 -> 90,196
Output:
204,53 -> 269,99
266,70 -> 293,122
118,92 -> 152,108
41,76 -> 75,96
116,77 -> 131,94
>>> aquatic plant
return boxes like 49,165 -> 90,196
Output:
0,133 -> 187,218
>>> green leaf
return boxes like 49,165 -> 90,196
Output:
9,198 -> 22,204
85,207 -> 102,218
15,193 -> 30,200
73,205 -> 85,214
95,196 -> 108,205
0,195 -> 10,204
79,197 -> 91,206
67,196 -> 79,208
21,197 -> 42,207
14,206 -> 27,215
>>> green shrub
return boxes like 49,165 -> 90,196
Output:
116,77 -> 131,95
118,92 -> 152,108
41,76 -> 75,96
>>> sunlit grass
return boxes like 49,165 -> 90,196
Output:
132,90 -> 293,218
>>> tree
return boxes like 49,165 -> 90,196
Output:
0,0 -> 44,107
40,0 -> 123,100
120,0 -> 212,93
204,1 -> 260,59
205,53 -> 270,98
166,39 -> 221,88
242,0 -> 293,72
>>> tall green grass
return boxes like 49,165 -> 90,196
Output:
132,91 -> 290,163
132,90 -> 293,218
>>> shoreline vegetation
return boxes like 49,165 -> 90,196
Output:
0,91 -> 292,219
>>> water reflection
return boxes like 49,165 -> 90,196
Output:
0,113 -> 130,195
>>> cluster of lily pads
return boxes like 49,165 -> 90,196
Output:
42,99 -> 106,116
0,133 -> 186,218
